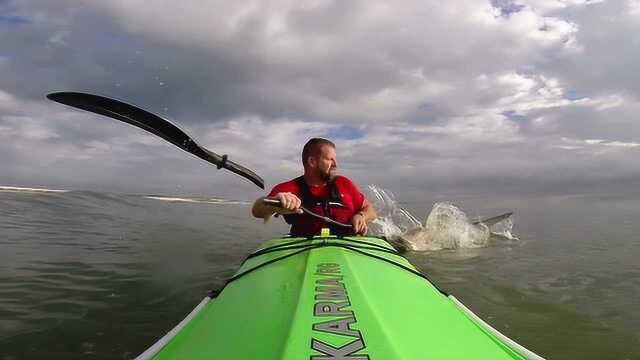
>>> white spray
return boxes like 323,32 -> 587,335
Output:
366,185 -> 516,251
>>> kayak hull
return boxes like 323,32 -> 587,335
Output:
137,236 -> 542,359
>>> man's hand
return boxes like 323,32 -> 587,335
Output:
351,212 -> 368,235
268,192 -> 303,215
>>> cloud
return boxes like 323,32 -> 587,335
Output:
630,0 -> 640,16
74,0 -> 585,122
2,0 -> 640,199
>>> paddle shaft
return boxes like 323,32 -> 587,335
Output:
262,198 -> 352,228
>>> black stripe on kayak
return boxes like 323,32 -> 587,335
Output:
217,242 -> 448,297
334,244 -> 449,296
223,245 -> 321,286
245,240 -> 400,261
238,243 -> 401,278
247,238 -> 317,255
248,237 -> 398,259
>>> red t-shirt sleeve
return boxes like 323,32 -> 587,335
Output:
267,179 -> 299,198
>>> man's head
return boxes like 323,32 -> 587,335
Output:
302,138 -> 337,181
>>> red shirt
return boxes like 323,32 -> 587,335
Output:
268,175 -> 365,236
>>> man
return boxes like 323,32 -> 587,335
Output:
252,138 -> 376,236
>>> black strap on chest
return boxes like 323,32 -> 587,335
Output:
295,176 -> 343,217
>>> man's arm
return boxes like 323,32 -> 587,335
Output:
252,192 -> 303,220
358,198 -> 377,222
351,198 -> 376,235
252,196 -> 276,219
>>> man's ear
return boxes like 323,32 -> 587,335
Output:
307,156 -> 317,168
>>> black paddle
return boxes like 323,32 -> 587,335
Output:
262,198 -> 353,228
46,92 -> 264,189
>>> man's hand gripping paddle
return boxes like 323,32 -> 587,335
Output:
262,198 -> 352,229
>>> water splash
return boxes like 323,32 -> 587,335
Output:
487,216 -> 516,240
405,202 -> 491,251
366,185 -> 516,251
367,185 -> 422,239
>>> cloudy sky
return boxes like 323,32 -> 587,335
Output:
1,0 -> 639,199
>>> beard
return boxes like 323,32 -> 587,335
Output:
320,167 -> 337,182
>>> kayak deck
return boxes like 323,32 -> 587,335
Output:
136,235 -> 543,359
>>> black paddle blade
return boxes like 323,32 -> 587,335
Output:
47,92 -> 264,189
47,92 -> 200,153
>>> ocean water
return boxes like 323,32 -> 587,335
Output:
1,186 -> 639,359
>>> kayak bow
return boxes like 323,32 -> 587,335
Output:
135,235 -> 544,360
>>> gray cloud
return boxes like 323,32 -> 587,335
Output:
2,0 -> 640,200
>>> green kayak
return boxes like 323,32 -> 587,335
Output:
135,234 -> 544,359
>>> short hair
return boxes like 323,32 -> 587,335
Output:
302,138 -> 335,168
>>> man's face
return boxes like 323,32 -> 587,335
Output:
314,145 -> 337,181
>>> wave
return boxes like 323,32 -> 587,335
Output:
143,195 -> 249,205
0,185 -> 248,206
0,185 -> 69,193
